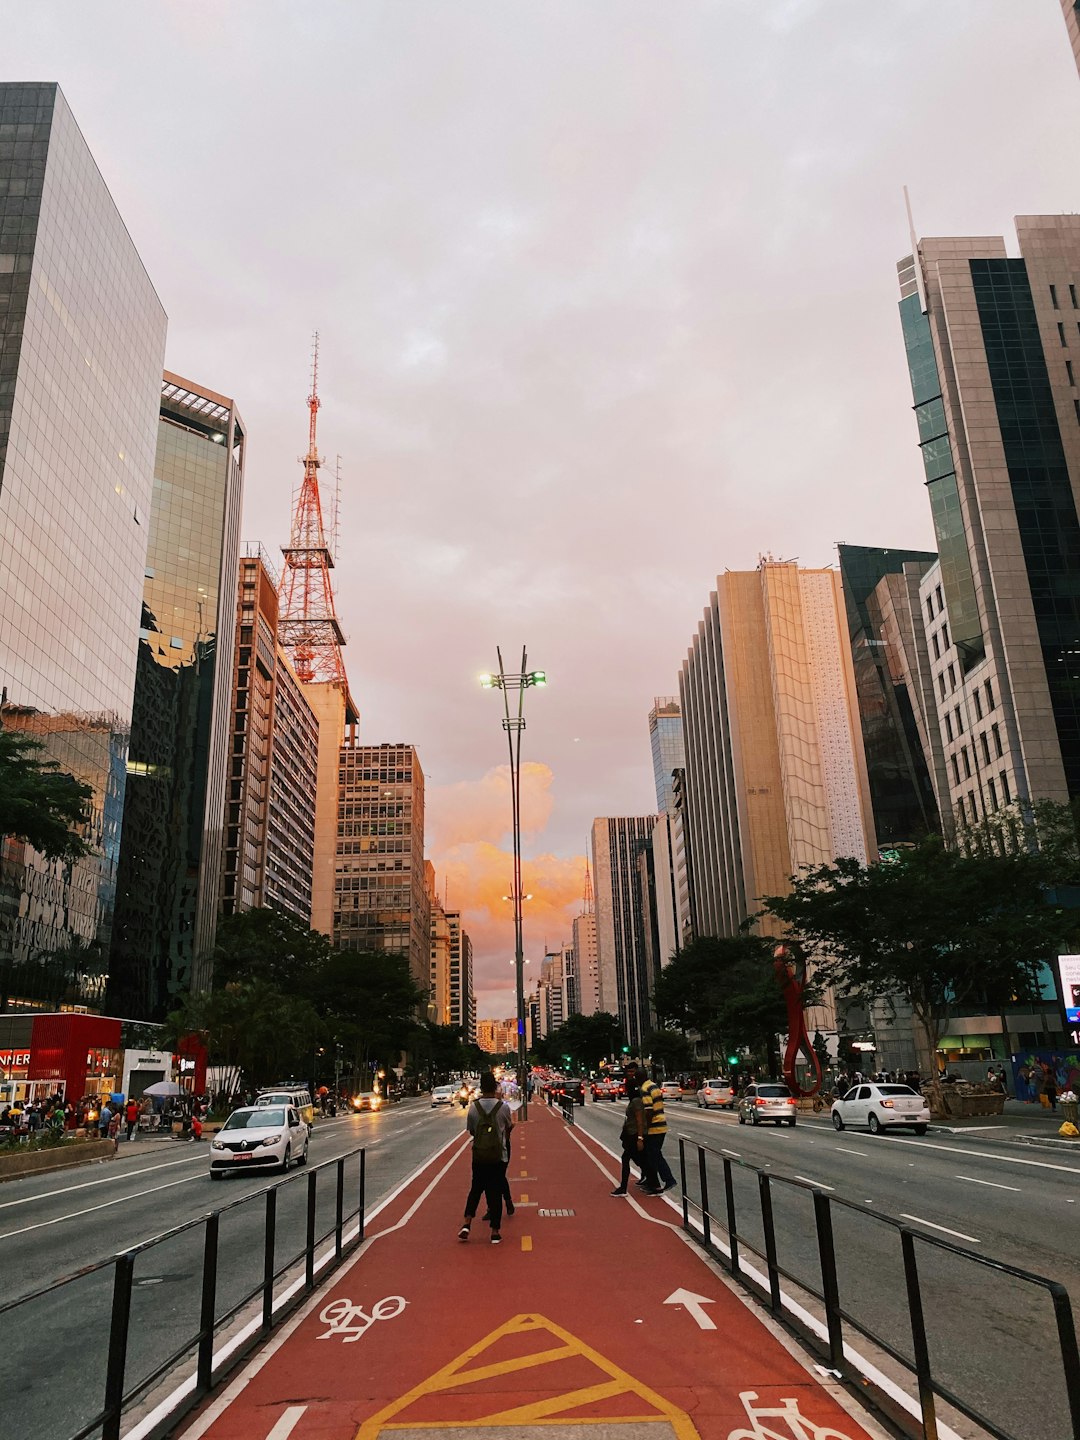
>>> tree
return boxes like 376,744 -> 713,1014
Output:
540,1012 -> 626,1072
642,1028 -> 693,1075
308,950 -> 426,1088
0,729 -> 92,861
760,836 -> 1063,1083
211,908 -> 336,991
653,934 -> 789,1068
163,980 -> 322,1092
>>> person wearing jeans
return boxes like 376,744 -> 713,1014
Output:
458,1072 -> 514,1245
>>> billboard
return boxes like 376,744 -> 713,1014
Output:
1057,954 -> 1080,1024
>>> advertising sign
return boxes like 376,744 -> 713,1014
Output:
1058,954 -> 1080,1024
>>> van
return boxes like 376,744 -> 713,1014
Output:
256,1085 -> 315,1128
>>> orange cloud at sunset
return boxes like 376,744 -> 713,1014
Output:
427,765 -> 585,1018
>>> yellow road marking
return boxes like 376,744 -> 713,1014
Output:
519,1169 -> 527,1176
520,1193 -> 528,1203
521,1235 -> 533,1251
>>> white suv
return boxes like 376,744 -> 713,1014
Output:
210,1105 -> 309,1179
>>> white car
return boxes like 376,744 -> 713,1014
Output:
696,1078 -> 737,1110
210,1105 -> 308,1179
660,1080 -> 683,1102
831,1083 -> 930,1136
431,1085 -> 457,1107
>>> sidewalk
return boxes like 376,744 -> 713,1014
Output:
179,1103 -> 885,1440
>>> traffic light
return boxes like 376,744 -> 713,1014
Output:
727,1054 -> 739,1068
621,1045 -> 630,1054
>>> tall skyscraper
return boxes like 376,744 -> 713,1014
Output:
109,374 -> 244,1015
0,83 -> 166,1000
572,912 -> 599,1017
679,560 -> 875,1035
1061,0 -> 1080,77
221,549 -> 318,924
648,698 -> 686,816
591,815 -> 658,1052
333,741 -> 430,989
447,909 -> 475,1042
646,697 -> 690,957
837,544 -> 941,847
897,219 -> 1080,821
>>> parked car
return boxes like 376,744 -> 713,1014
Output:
431,1085 -> 457,1107
660,1079 -> 683,1103
209,1105 -> 308,1178
590,1078 -> 620,1102
696,1078 -> 737,1110
737,1082 -> 796,1127
830,1083 -> 930,1136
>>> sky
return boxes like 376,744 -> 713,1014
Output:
7,1 -> 1080,1017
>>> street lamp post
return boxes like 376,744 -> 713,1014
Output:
480,647 -> 547,1120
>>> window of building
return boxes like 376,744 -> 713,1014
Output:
935,584 -> 944,613
980,732 -> 991,765
1060,322 -> 1069,347
947,662 -> 957,692
962,747 -> 971,779
955,706 -> 964,735
944,714 -> 954,743
1072,283 -> 1079,309
1001,771 -> 1011,804
992,722 -> 1003,758
938,673 -> 947,702
985,679 -> 995,710
974,689 -> 983,720
1052,284 -> 1061,310
951,754 -> 961,785
988,777 -> 998,811
932,632 -> 940,660
968,791 -> 979,821
942,621 -> 949,649
926,595 -> 934,624
1069,360 -> 1076,387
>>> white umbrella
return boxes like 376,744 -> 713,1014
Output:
141,1080 -> 184,1097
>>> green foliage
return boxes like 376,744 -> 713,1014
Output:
652,933 -> 789,1063
212,908 -> 336,991
0,729 -> 92,861
532,1012 -> 625,1071
760,835 -> 1061,1061
642,1027 -> 694,1074
162,979 -> 322,1090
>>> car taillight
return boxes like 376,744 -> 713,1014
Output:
882,1099 -> 894,1108
756,1097 -> 768,1105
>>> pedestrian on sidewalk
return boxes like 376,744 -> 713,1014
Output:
124,1098 -> 140,1141
1044,1064 -> 1059,1112
611,1074 -> 648,1195
624,1061 -> 670,1195
459,1072 -> 513,1246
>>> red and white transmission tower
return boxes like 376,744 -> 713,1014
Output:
582,854 -> 594,916
278,336 -> 349,687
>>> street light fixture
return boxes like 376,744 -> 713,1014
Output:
479,646 -> 547,1119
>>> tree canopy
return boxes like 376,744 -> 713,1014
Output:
759,835 -> 1062,1065
532,1012 -> 625,1071
652,933 -> 789,1066
0,729 -> 92,862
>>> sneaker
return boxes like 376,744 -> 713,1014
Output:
491,1231 -> 502,1245
643,1186 -> 665,1196
663,1181 -> 678,1191
610,1187 -> 628,1196
458,1224 -> 470,1241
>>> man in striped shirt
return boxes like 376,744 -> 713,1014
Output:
625,1061 -> 677,1193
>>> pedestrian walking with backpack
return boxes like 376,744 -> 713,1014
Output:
459,1071 -> 513,1246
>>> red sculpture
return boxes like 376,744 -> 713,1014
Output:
773,942 -> 822,1097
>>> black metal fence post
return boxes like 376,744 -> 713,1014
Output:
197,1214 -> 219,1395
305,1171 -> 317,1290
812,1191 -> 844,1372
900,1230 -> 938,1440
335,1156 -> 345,1260
698,1146 -> 711,1252
759,1173 -> 782,1313
1049,1281 -> 1080,1440
678,1138 -> 689,1228
102,1252 -> 135,1440
262,1187 -> 277,1332
359,1148 -> 366,1241
723,1157 -> 739,1277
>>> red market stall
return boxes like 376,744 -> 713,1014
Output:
0,1012 -> 122,1104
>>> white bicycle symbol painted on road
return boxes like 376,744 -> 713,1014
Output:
316,1294 -> 406,1343
727,1390 -> 856,1440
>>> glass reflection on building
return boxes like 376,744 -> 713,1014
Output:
0,83 -> 167,1009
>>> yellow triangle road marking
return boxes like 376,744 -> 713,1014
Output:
354,1312 -> 699,1438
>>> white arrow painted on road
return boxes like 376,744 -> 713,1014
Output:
663,1287 -> 716,1330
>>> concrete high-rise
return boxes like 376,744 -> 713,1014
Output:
591,815 -> 658,1052
571,910 -> 599,1017
447,909 -> 475,1043
109,373 -> 244,1016
679,560 -> 875,1032
897,220 -> 1080,821
0,83 -> 167,1002
427,864 -> 450,1025
333,741 -> 430,990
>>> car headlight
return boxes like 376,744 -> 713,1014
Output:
212,1140 -> 226,1150
259,1136 -> 281,1147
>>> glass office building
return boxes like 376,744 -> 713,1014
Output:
108,376 -> 244,1018
0,84 -> 166,1005
647,697 -> 685,816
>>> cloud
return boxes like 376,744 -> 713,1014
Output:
426,762 -> 556,852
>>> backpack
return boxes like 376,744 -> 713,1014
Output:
471,1099 -> 504,1163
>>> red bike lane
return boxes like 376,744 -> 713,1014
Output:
179,1104 -> 883,1440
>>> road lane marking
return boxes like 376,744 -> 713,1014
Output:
265,1407 -> 306,1438
0,1152 -> 204,1211
900,1213 -> 980,1243
0,1173 -> 202,1241
720,1148 -> 741,1157
793,1175 -> 834,1190
890,1136 -> 1080,1176
521,1235 -> 533,1251
834,1147 -> 867,1156
955,1174 -> 1021,1192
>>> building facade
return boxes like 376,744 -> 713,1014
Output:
333,741 -> 430,990
591,815 -> 658,1052
265,653 -> 319,920
477,1018 -> 517,1054
571,910 -> 599,1017
648,697 -> 686,817
0,83 -> 167,1007
109,374 -> 243,1017
446,909 -> 476,1043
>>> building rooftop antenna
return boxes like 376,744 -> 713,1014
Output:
582,853 -> 594,916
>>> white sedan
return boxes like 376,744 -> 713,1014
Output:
431,1085 -> 457,1107
831,1083 -> 930,1136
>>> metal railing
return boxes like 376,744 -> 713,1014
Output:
0,1145 -> 367,1440
677,1135 -> 1080,1440
552,1092 -> 576,1124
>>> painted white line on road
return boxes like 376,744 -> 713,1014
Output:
890,1135 -> 1080,1176
793,1175 -> 834,1190
721,1148 -> 741,1157
900,1213 -> 981,1243
0,1173 -> 201,1241
955,1174 -> 1021,1192
0,1152 -> 203,1211
834,1147 -> 867,1157
266,1408 -> 306,1439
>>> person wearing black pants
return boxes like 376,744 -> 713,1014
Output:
611,1082 -> 649,1195
458,1072 -> 514,1244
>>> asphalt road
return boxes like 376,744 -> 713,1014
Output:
576,1096 -> 1080,1440
0,1098 -> 463,1440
